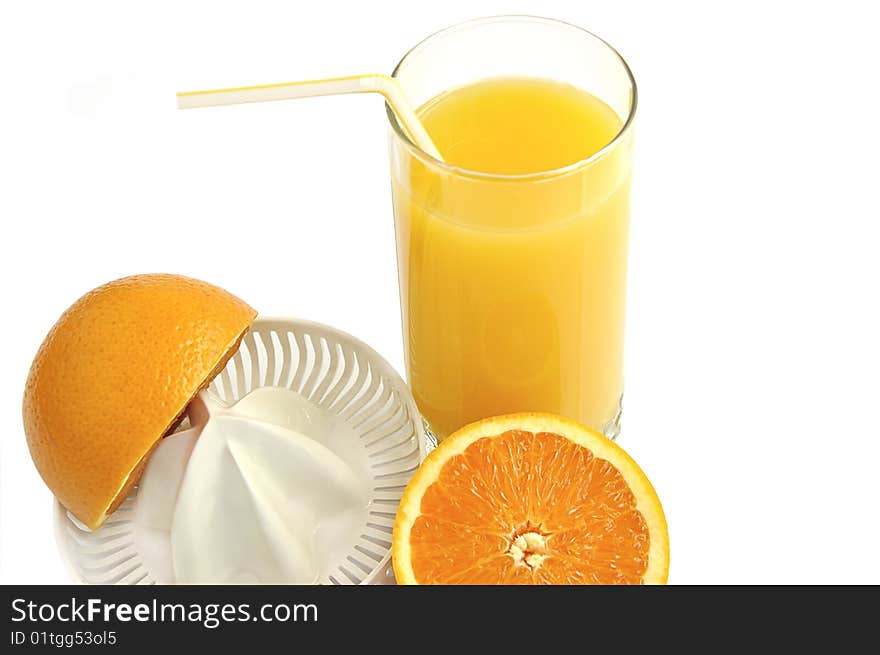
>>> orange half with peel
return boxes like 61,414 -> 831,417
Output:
393,413 -> 669,584
23,274 -> 256,530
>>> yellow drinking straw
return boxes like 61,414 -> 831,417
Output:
176,73 -> 443,160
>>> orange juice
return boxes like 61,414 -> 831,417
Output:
390,76 -> 632,440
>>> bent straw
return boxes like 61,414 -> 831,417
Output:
177,73 -> 443,160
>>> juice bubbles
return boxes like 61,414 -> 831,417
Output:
389,76 -> 633,440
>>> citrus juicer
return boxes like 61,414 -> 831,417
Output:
55,317 -> 433,584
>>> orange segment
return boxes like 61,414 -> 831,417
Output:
393,413 -> 668,584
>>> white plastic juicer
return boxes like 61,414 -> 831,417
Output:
55,318 -> 432,585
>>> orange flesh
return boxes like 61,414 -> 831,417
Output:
409,430 -> 651,584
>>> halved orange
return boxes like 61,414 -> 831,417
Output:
393,413 -> 669,584
23,274 -> 256,529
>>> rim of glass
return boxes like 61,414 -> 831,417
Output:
387,15 -> 637,182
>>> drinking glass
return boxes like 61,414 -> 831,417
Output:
387,16 -> 636,441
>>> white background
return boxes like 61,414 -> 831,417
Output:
2,0 -> 878,584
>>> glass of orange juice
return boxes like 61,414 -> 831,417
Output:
387,16 -> 636,441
